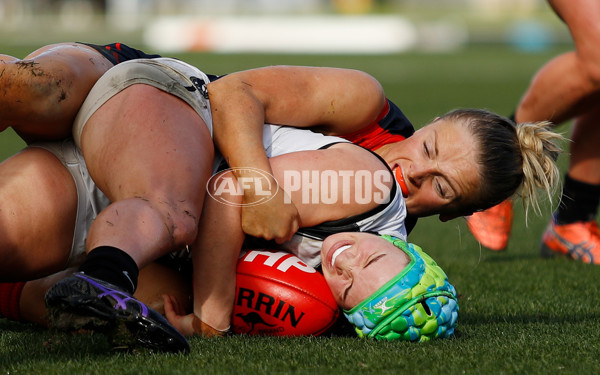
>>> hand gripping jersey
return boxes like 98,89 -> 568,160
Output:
238,125 -> 408,269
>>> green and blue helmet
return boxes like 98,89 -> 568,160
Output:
343,235 -> 459,342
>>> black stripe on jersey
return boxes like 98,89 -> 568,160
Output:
297,142 -> 398,240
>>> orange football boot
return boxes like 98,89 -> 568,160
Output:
540,217 -> 600,264
466,199 -> 513,251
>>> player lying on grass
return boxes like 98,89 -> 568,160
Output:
161,136 -> 457,339
0,42 -> 563,245
0,134 -> 457,344
0,42 -> 563,352
1,115 -> 559,346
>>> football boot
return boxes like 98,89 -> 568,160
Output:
466,199 -> 513,251
45,271 -> 189,353
540,216 -> 600,265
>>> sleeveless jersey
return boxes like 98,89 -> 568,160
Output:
342,98 -> 418,233
237,126 -> 408,269
340,99 -> 414,149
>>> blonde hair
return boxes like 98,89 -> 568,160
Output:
516,121 -> 563,218
440,109 -> 564,218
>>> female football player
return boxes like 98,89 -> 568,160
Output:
0,134 -> 457,345
0,43 -> 562,351
0,113 -> 561,348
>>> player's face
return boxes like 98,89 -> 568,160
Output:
320,232 -> 410,310
377,118 -> 481,219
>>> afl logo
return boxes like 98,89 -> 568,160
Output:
207,167 -> 279,207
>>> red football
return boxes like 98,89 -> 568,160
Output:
232,249 -> 340,336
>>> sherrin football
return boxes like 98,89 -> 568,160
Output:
232,249 -> 340,336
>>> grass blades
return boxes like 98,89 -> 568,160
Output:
3,44 -> 600,374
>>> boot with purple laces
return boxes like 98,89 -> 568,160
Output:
45,271 -> 190,353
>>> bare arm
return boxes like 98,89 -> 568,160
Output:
165,144 -> 394,334
206,66 -> 386,243
517,0 -> 600,123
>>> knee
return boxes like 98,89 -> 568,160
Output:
161,200 -> 201,248
94,197 -> 201,253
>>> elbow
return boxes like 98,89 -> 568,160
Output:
357,71 -> 386,118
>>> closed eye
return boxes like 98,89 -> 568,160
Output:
436,177 -> 457,200
365,253 -> 386,269
436,179 -> 446,198
342,254 -> 385,302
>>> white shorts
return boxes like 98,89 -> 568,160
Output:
29,139 -> 110,267
72,57 -> 214,147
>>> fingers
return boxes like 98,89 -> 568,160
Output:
163,294 -> 176,320
241,191 -> 300,243
163,294 -> 197,337
274,217 -> 300,244
163,294 -> 185,319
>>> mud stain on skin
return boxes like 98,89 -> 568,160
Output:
16,60 -> 45,77
15,60 -> 35,69
55,80 -> 67,102
183,209 -> 198,222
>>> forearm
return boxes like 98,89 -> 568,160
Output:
208,74 -> 278,204
208,66 -> 386,139
191,181 -> 245,331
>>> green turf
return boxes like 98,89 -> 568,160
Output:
3,44 -> 600,374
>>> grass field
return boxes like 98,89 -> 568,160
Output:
2,43 -> 600,374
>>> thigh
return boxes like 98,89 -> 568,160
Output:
6,43 -> 113,142
80,84 -> 214,209
0,148 -> 78,281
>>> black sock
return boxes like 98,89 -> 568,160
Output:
556,174 -> 600,224
78,246 -> 139,294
